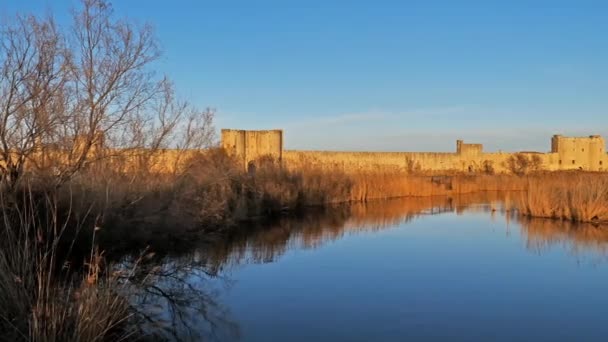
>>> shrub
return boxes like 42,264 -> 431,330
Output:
505,153 -> 543,175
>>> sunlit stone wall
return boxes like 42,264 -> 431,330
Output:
221,129 -> 608,174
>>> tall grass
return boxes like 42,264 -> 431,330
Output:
241,157 -> 526,207
0,186 -> 135,341
517,173 -> 608,223
245,159 -> 608,224
349,172 -> 525,200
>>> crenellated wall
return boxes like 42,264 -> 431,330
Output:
221,130 -> 608,174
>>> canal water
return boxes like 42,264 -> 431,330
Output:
132,193 -> 608,341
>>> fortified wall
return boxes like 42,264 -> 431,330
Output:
221,129 -> 608,173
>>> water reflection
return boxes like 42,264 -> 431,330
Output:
206,192 -> 515,267
517,214 -> 608,257
132,191 -> 608,341
118,253 -> 239,341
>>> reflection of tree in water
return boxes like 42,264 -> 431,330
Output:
122,191 -> 532,340
116,254 -> 239,341
516,213 -> 608,258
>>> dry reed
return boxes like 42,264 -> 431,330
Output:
0,187 -> 136,342
517,173 -> 608,223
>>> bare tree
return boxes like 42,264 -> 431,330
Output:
0,14 -> 68,189
0,0 -> 215,190
57,0 -> 164,183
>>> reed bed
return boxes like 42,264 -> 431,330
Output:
3,150 -> 608,340
249,161 -> 608,224
516,173 -> 608,223
349,172 -> 525,200
0,189 -> 136,342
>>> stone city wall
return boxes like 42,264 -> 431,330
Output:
222,129 -> 608,174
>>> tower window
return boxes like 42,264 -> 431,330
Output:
582,148 -> 585,152
572,160 -> 576,165
559,160 -> 562,165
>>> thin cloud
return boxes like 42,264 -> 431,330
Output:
284,112 -> 392,129
283,106 -> 469,130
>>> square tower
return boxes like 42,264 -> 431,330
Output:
221,129 -> 283,169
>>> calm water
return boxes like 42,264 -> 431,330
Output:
131,193 -> 608,341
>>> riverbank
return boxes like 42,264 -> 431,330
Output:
116,194 -> 608,340
2,153 -> 608,340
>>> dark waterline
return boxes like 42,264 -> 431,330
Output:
135,193 -> 608,341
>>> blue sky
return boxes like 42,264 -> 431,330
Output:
3,1 -> 607,152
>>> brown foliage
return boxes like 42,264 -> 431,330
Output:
505,153 -> 543,175
0,1 -> 214,340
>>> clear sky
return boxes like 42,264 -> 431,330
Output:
2,1 -> 607,152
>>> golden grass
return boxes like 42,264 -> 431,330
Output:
248,160 -> 608,224
238,155 -> 528,210
516,173 -> 608,223
349,172 -> 525,200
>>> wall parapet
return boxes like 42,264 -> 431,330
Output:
221,129 -> 608,173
